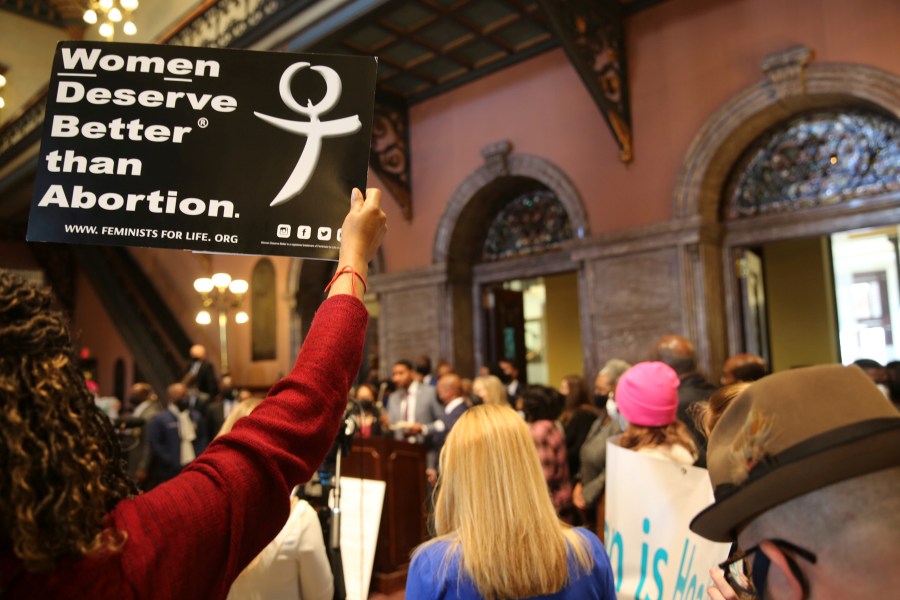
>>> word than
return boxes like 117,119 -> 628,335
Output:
45,150 -> 141,176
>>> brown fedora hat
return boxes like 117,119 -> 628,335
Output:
690,364 -> 900,542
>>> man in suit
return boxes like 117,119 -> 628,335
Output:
185,343 -> 219,400
146,382 -> 207,490
205,374 -> 239,438
385,359 -> 444,445
426,372 -> 469,485
652,334 -> 717,466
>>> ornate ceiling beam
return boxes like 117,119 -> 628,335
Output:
371,92 -> 412,221
537,0 -> 633,162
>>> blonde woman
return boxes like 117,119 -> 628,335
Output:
406,405 -> 615,599
218,398 -> 334,600
471,375 -> 509,406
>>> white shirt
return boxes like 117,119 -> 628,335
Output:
400,380 -> 420,423
444,397 -> 466,415
226,499 -> 333,600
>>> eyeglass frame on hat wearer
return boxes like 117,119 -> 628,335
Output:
718,539 -> 817,599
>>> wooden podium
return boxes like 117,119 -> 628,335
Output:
342,437 -> 428,593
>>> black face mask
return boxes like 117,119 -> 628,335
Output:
593,393 -> 608,408
498,372 -> 512,385
415,365 -> 430,377
174,398 -> 189,412
471,394 -> 484,405
359,400 -> 374,412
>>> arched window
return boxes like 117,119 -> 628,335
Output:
251,258 -> 277,361
726,109 -> 900,219
481,189 -> 573,261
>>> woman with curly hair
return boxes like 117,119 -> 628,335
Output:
406,404 -> 615,599
0,188 -> 386,598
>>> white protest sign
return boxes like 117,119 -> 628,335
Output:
604,440 -> 730,600
330,476 -> 385,600
27,41 -> 377,260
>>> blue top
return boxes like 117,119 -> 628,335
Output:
405,528 -> 616,600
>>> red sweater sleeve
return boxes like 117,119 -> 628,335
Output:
112,294 -> 368,600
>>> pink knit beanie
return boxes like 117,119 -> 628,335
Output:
614,361 -> 680,427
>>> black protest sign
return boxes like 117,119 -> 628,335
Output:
27,42 -> 377,260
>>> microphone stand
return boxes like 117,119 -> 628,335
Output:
329,403 -> 357,600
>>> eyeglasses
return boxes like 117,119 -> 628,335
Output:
718,539 -> 817,599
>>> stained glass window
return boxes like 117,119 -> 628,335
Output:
725,110 -> 900,219
482,190 -> 573,261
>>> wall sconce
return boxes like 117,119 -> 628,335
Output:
83,0 -> 139,39
193,272 -> 248,373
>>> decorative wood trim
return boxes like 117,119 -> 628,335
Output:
0,90 -> 46,172
536,0 -> 632,162
371,94 -> 412,221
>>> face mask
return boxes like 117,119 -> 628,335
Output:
498,372 -> 512,385
416,365 -> 430,377
471,394 -> 484,405
606,398 -> 628,430
593,393 -> 608,408
175,398 -> 189,412
359,400 -> 374,412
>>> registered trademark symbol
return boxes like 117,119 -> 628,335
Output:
198,117 -> 209,128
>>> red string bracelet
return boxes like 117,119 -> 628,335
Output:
324,265 -> 367,295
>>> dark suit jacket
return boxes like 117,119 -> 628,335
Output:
205,398 -> 236,439
147,408 -> 206,489
431,400 -> 468,450
677,373 -> 718,467
187,359 -> 219,400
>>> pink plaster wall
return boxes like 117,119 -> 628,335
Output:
71,270 -> 131,398
380,0 -> 900,272
128,247 -> 296,388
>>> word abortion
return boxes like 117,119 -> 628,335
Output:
38,185 -> 238,219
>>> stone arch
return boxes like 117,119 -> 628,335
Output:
674,48 -> 900,224
433,141 -> 589,264
672,48 -> 900,366
286,250 -> 385,360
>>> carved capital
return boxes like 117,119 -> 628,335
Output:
760,45 -> 815,100
481,140 -> 512,176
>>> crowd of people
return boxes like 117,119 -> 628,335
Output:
1,187 -> 898,600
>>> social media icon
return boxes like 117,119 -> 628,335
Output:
277,224 -> 291,238
298,225 -> 311,240
317,227 -> 332,241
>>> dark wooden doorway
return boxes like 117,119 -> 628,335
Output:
482,286 -> 527,383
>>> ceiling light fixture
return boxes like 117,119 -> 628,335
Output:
82,0 -> 139,40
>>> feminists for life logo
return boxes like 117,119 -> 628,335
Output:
255,62 -> 362,206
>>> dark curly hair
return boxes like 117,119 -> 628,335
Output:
0,270 -> 137,571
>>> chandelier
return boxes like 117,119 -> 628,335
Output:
83,0 -> 139,40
